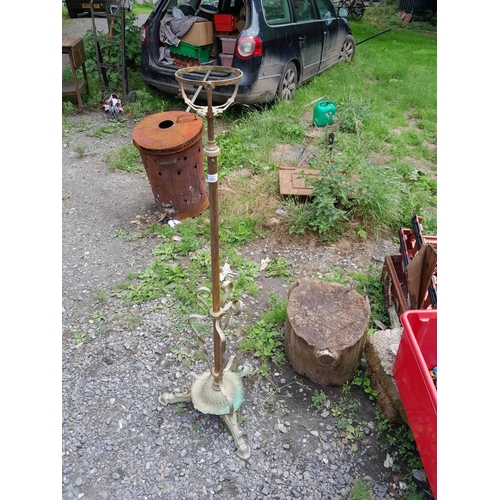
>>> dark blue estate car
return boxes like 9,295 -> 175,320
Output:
140,0 -> 355,104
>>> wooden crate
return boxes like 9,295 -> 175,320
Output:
278,166 -> 319,195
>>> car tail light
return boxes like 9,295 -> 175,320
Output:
236,37 -> 263,59
141,25 -> 147,44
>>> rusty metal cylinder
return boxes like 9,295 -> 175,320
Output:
132,111 -> 208,220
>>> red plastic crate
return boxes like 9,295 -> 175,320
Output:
214,14 -> 238,32
393,310 -> 437,499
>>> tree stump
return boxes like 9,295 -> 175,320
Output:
284,278 -> 370,386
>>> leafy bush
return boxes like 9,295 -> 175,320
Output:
80,12 -> 141,94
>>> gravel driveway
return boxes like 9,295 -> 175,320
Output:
61,12 -> 431,500
61,111 -> 406,500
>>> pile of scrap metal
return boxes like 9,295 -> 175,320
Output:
382,216 -> 437,328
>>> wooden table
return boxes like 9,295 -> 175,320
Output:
62,37 -> 90,111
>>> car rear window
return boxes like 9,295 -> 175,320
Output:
262,0 -> 292,25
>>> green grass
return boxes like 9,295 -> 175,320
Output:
132,2 -> 155,15
238,292 -> 288,375
63,6 -> 436,355
350,478 -> 373,500
62,6 -> 437,239
213,9 -> 437,239
265,257 -> 292,280
112,216 -> 263,311
105,144 -> 143,173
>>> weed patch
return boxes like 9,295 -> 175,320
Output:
238,293 -> 288,375
265,257 -> 292,280
112,261 -> 189,304
72,332 -> 88,345
93,121 -> 129,138
374,408 -> 428,497
350,478 -> 373,500
352,362 -> 378,400
312,389 -> 327,411
106,144 -> 143,173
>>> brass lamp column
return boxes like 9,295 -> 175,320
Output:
158,67 -> 252,460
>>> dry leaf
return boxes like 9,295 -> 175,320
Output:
220,262 -> 236,282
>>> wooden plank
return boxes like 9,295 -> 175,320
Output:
278,167 -> 320,195
62,37 -> 82,51
62,80 -> 87,95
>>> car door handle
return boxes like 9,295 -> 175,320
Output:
298,36 -> 306,43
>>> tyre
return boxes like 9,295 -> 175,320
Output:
67,9 -> 78,18
277,62 -> 298,101
339,35 -> 355,62
350,1 -> 365,21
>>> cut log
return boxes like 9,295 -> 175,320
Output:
284,278 -> 371,386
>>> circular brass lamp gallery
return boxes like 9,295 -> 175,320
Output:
158,66 -> 252,460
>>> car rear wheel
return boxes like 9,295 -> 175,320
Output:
339,35 -> 355,62
277,62 -> 298,101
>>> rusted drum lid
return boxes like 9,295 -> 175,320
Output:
132,111 -> 204,154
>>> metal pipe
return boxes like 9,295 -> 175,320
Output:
356,28 -> 391,45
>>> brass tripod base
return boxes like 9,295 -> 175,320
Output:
220,411 -> 251,460
158,387 -> 191,405
158,364 -> 252,460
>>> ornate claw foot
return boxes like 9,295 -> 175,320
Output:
236,363 -> 252,379
158,388 -> 192,406
220,411 -> 250,461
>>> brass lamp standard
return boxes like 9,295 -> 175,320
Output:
158,66 -> 252,460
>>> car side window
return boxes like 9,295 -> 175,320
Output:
314,0 -> 335,22
262,0 -> 292,25
292,0 -> 315,22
